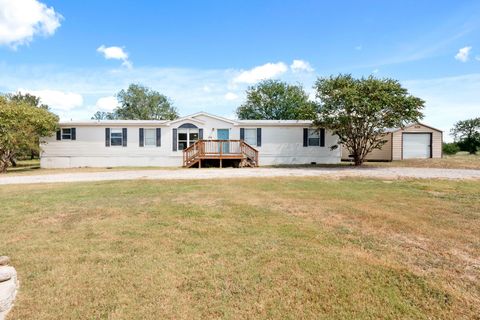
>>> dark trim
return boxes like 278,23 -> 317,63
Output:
240,128 -> 245,140
56,129 -> 61,141
402,132 -> 433,159
156,128 -> 161,147
199,128 -> 204,140
139,128 -> 144,147
105,128 -> 110,147
319,128 -> 325,147
178,123 -> 198,129
303,128 -> 308,147
71,128 -> 76,140
172,128 -> 177,151
122,128 -> 127,147
256,128 -> 262,147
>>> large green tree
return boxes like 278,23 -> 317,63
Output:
236,80 -> 318,120
451,117 -> 480,154
92,84 -> 178,120
6,92 -> 49,110
314,74 -> 425,166
5,92 -> 52,161
0,96 -> 58,173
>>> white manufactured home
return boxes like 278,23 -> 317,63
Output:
41,112 -> 340,168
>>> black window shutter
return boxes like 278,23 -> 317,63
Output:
172,129 -> 177,151
257,128 -> 262,147
122,128 -> 127,147
71,128 -> 76,140
56,129 -> 61,140
156,128 -> 161,147
139,128 -> 144,147
105,128 -> 110,147
240,128 -> 245,140
303,128 -> 308,147
320,128 -> 325,147
199,128 -> 203,140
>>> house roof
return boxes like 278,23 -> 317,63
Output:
237,119 -> 313,126
59,111 -> 315,127
389,122 -> 443,133
59,120 -> 169,126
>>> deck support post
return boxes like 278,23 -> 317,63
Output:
199,159 -> 201,168
220,158 -> 222,168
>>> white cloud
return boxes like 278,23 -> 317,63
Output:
224,92 -> 239,101
372,69 -> 379,74
0,62 -> 313,120
233,62 -> 288,84
454,46 -> 472,62
17,88 -> 83,111
95,96 -> 117,111
97,45 -> 132,68
0,0 -> 62,48
476,56 -> 480,61
355,45 -> 362,51
290,59 -> 314,73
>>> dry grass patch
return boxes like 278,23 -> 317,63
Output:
364,153 -> 480,170
0,178 -> 479,319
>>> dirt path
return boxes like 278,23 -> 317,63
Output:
1,167 -> 479,185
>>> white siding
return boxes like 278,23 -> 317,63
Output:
252,126 -> 339,165
41,114 -> 340,168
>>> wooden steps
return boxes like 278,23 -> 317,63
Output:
183,140 -> 258,168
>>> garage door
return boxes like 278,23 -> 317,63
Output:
403,133 -> 431,159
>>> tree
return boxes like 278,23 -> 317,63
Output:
91,111 -> 116,120
0,96 -> 58,173
5,92 -> 51,161
91,84 -> 178,120
236,80 -> 318,120
451,118 -> 480,154
313,74 -> 424,166
6,92 -> 49,110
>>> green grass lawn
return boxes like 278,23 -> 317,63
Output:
1,177 -> 479,319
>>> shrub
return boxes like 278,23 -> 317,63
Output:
442,142 -> 460,155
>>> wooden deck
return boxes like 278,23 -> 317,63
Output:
183,140 -> 259,168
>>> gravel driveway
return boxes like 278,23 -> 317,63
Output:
1,167 -> 479,185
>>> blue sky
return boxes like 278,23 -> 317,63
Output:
0,0 -> 479,139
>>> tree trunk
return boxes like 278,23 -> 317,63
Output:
352,153 -> 364,166
0,161 -> 9,173
0,151 -> 13,173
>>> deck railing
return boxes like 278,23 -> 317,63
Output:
183,140 -> 258,167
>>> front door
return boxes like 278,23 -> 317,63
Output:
217,129 -> 229,153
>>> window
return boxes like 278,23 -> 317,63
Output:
144,128 -> 156,146
62,128 -> 72,140
178,128 -> 199,150
308,129 -> 320,146
244,128 -> 257,146
110,128 -> 123,146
